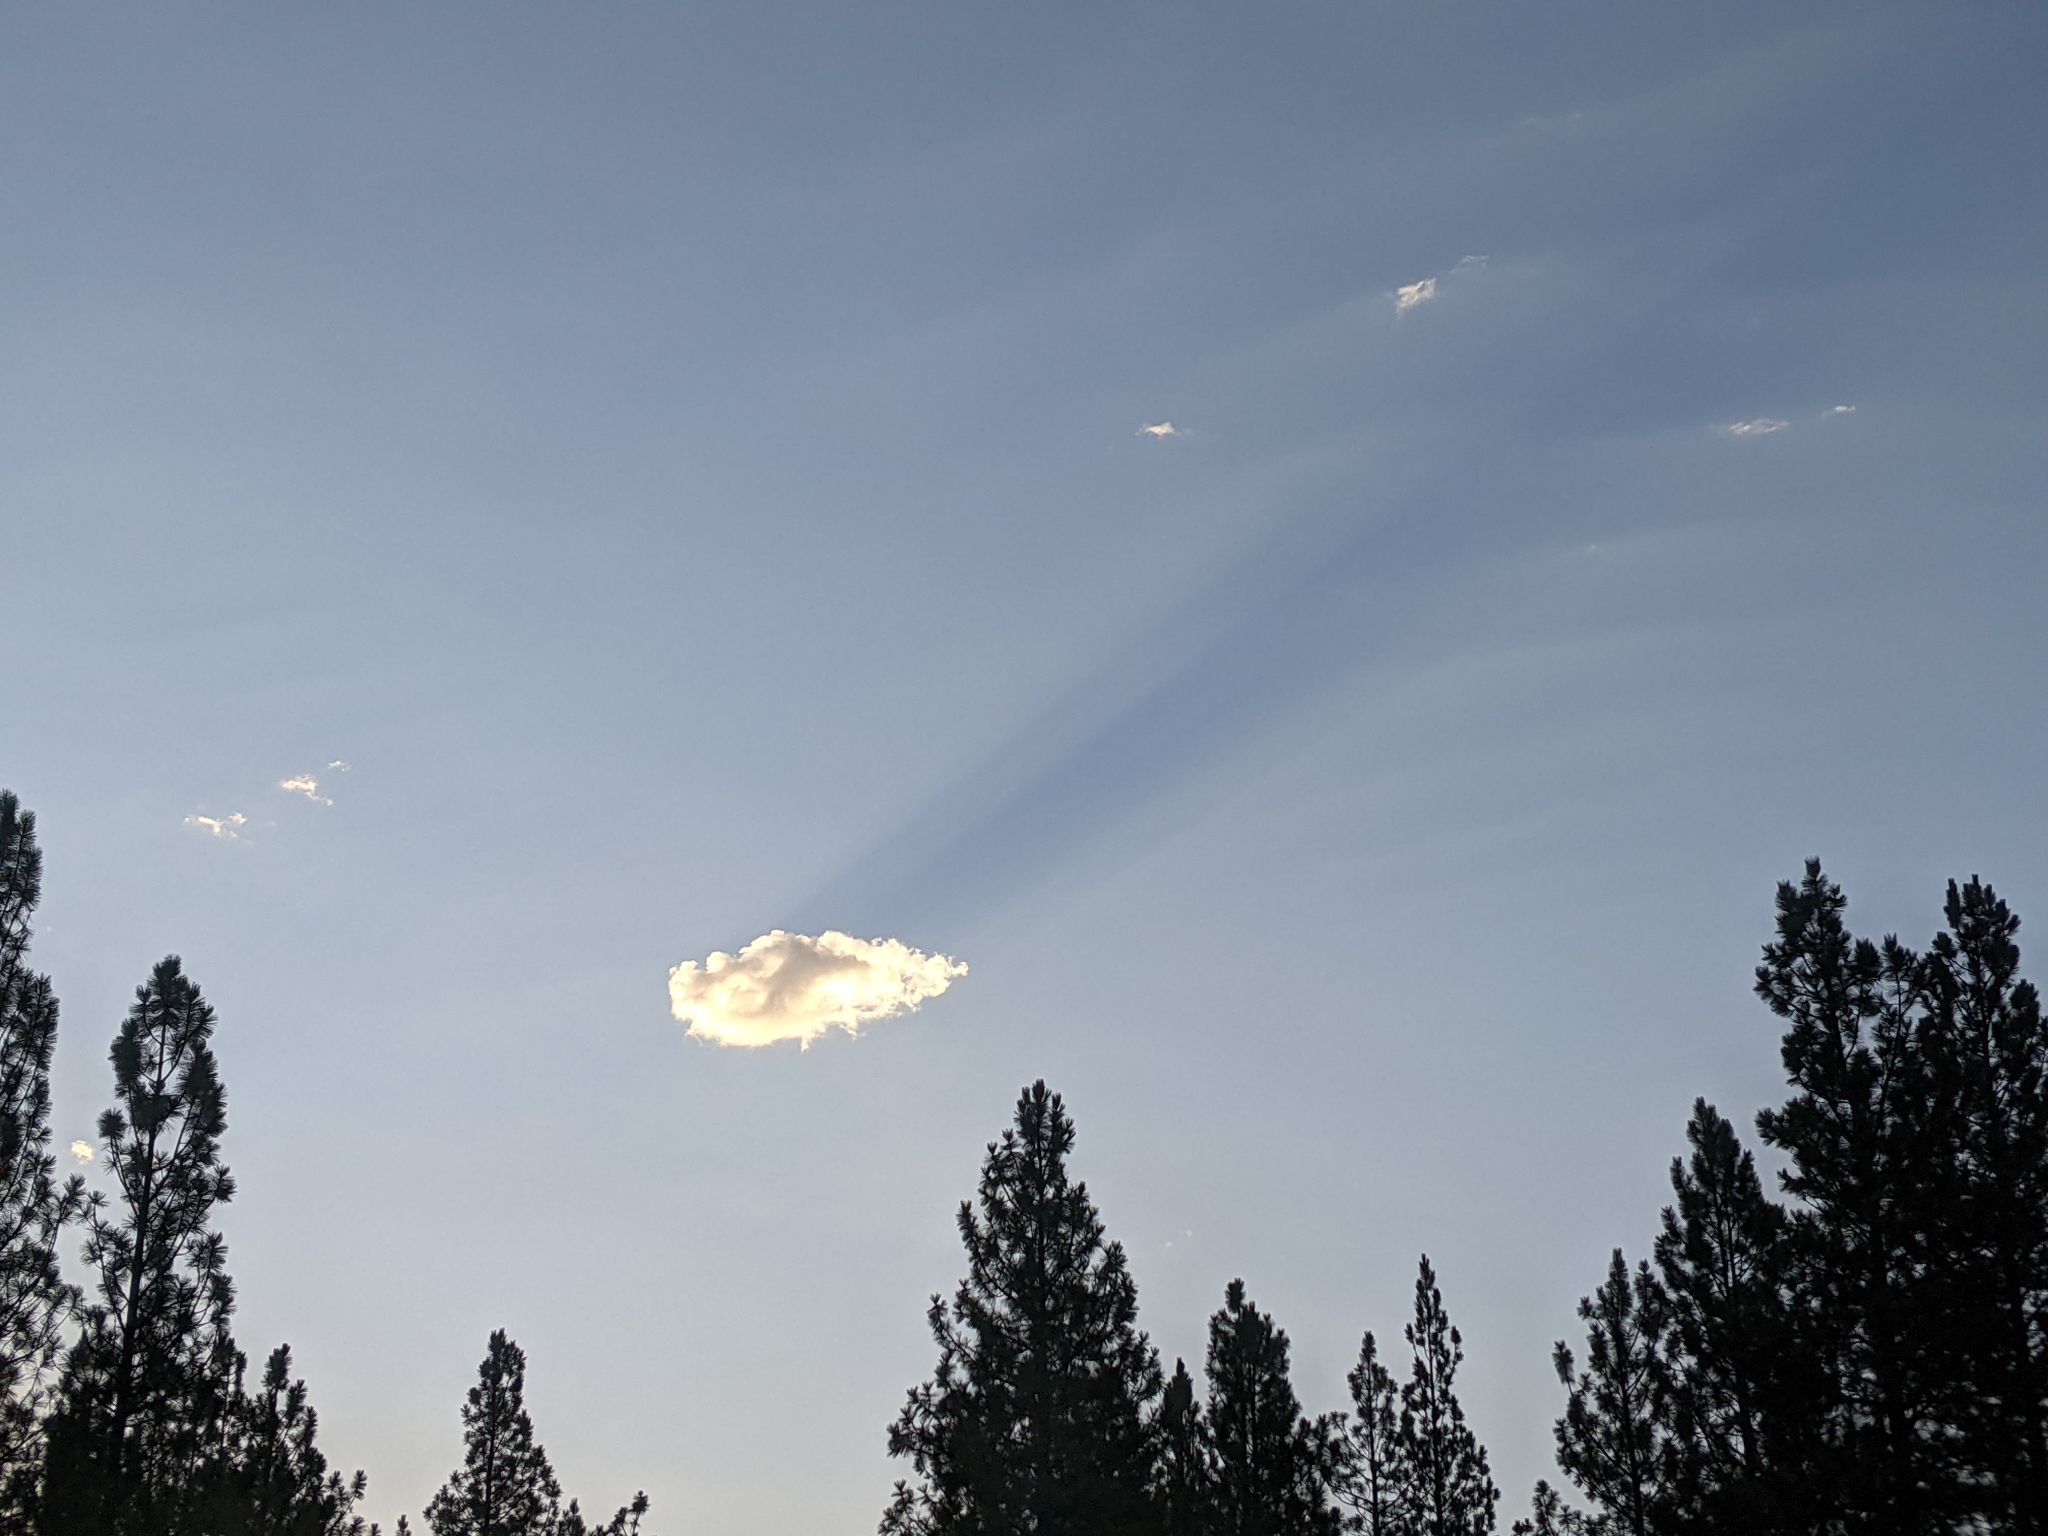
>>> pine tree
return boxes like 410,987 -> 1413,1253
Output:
1398,1256 -> 1496,1536
1651,1101 -> 1825,1532
1203,1279 -> 1338,1536
1155,1359 -> 1214,1536
1550,1251 -> 1671,1536
882,1080 -> 1164,1536
1921,876 -> 2048,1528
0,793 -> 85,1519
424,1330 -> 563,1536
41,955 -> 240,1536
1752,862 -> 1959,1528
1339,1330 -> 1406,1536
211,1343 -> 368,1536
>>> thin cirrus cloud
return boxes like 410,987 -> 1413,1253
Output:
667,929 -> 967,1050
184,812 -> 249,841
1718,418 -> 1791,438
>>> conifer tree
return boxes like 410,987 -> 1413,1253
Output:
0,793 -> 84,1516
882,1080 -> 1163,1536
41,955 -> 240,1536
1651,1102 -> 1825,1532
1202,1279 -> 1338,1536
1752,862 -> 1957,1528
1339,1330 -> 1406,1536
1397,1256 -> 1496,1536
1550,1251 -> 1670,1536
424,1331 -> 563,1536
211,1343 -> 369,1536
1921,875 -> 2048,1527
1154,1359 -> 1214,1536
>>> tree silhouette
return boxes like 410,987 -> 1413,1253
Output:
1398,1256 -> 1496,1536
42,955 -> 239,1536
424,1331 -> 563,1536
882,1080 -> 1163,1536
1154,1358 -> 1214,1536
0,793 -> 85,1515
1752,862 -> 1960,1528
1339,1329 -> 1407,1536
1921,875 -> 2048,1526
1550,1251 -> 1670,1536
210,1343 -> 369,1536
1652,1101 -> 1825,1532
1202,1279 -> 1338,1536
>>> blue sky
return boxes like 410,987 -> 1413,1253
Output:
5,3 -> 2046,1529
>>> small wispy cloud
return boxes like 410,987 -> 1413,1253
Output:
1138,421 -> 1183,439
279,775 -> 330,805
667,929 -> 968,1050
1718,418 -> 1790,439
69,1140 -> 94,1166
1822,404 -> 1856,417
1394,277 -> 1439,315
280,760 -> 350,806
1392,254 -> 1489,318
184,812 -> 249,841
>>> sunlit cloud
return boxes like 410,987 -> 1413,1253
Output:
1718,418 -> 1790,439
1138,421 -> 1183,438
1822,404 -> 1856,417
69,1140 -> 95,1166
1394,277 -> 1438,315
184,812 -> 249,841
280,761 -> 350,806
667,929 -> 968,1050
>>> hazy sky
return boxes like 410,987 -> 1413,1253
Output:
6,4 -> 2046,1530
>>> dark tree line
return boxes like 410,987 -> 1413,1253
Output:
0,791 -> 653,1535
7,784 -> 2043,1534
1541,862 -> 2048,1534
881,1080 -> 1499,1536
881,862 -> 2048,1536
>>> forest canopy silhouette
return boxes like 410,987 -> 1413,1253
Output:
2,785 -> 2043,1533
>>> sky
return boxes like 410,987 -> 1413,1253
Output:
5,2 -> 2047,1529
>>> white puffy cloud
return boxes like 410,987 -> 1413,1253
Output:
69,1139 -> 95,1165
1822,404 -> 1856,417
184,812 -> 248,841
667,929 -> 968,1050
1394,277 -> 1438,314
1138,421 -> 1182,438
1718,418 -> 1790,438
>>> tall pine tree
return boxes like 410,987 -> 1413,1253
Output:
424,1330 -> 564,1536
0,793 -> 84,1519
1921,875 -> 2048,1528
42,955 -> 239,1536
1550,1250 -> 1670,1536
1398,1256 -> 1496,1536
882,1080 -> 1163,1536
1651,1101 -> 1825,1533
1752,862 -> 1960,1529
1201,1280 -> 1338,1536
1154,1359 -> 1214,1536
1339,1330 -> 1406,1536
